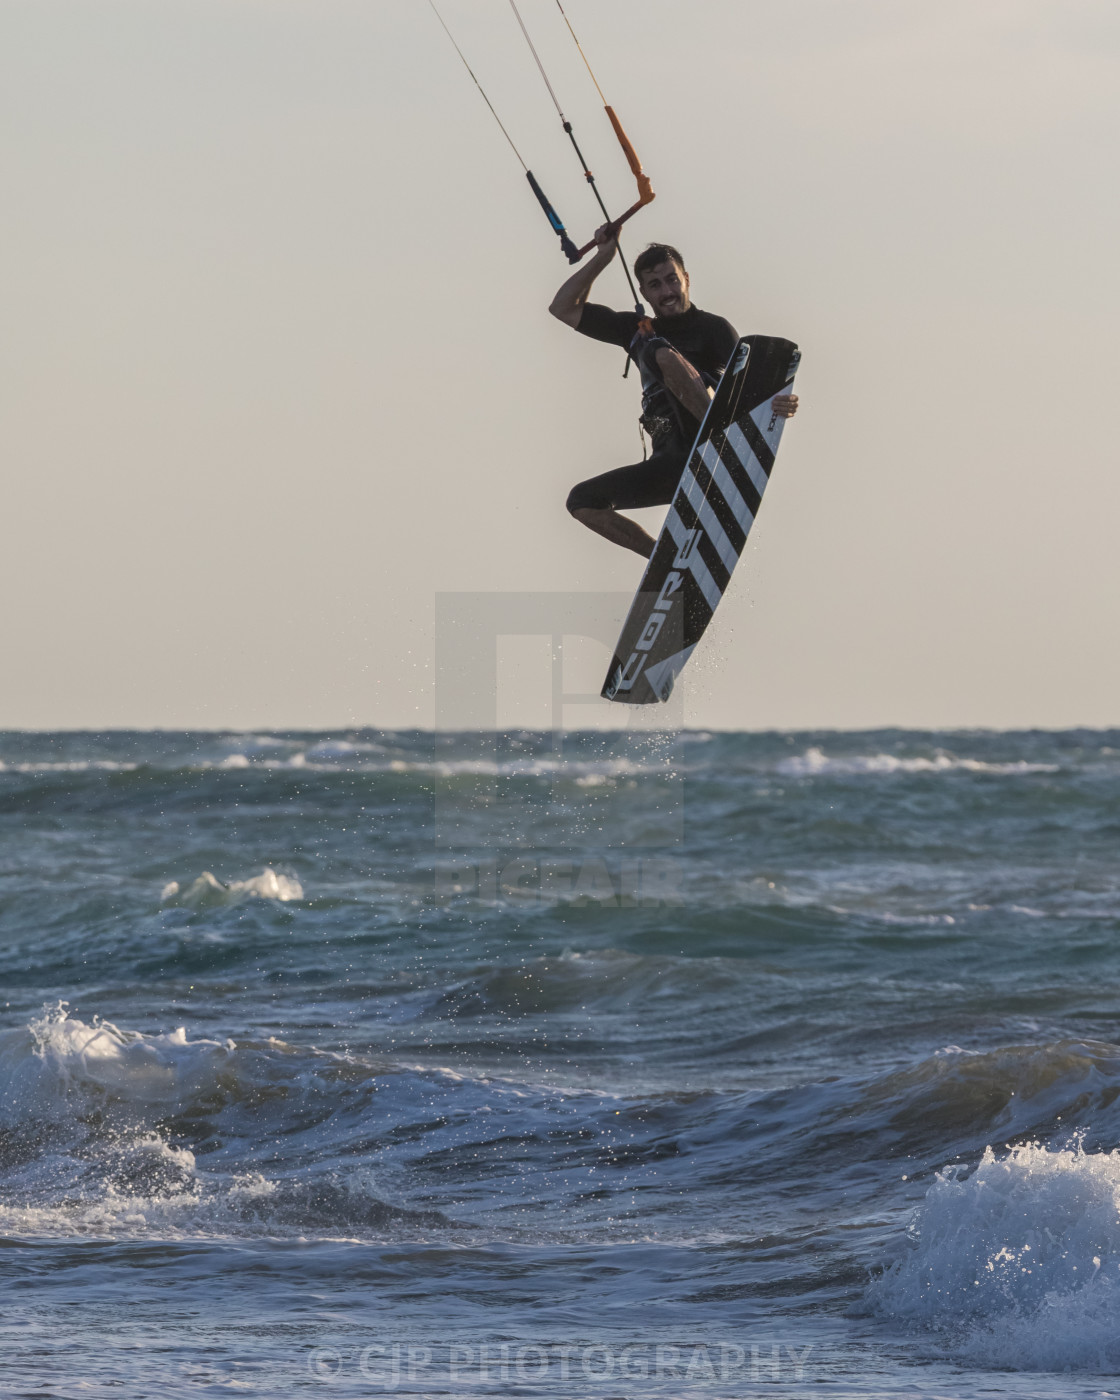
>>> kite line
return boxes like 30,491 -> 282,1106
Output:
427,0 -> 655,292
426,0 -> 580,263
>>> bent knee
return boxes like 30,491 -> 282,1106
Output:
567,483 -> 606,516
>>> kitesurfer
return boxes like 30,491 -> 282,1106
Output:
551,228 -> 799,557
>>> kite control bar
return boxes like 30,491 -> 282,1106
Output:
546,2 -> 656,262
507,0 -> 654,277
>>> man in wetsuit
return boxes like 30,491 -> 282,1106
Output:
550,227 -> 799,558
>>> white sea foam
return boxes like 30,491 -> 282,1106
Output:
830,907 -> 958,926
0,760 -> 139,773
302,739 -> 383,760
0,1003 -> 235,1121
224,751 -> 666,780
868,1140 -> 1120,1371
388,755 -> 664,781
778,747 -> 1058,777
0,1007 -> 291,1238
0,739 -> 678,781
222,734 -> 297,752
160,867 -> 303,907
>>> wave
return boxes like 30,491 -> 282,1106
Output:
2,1003 -> 237,1119
434,948 -> 744,1019
867,1140 -> 1120,1372
21,1013 -> 1117,1172
159,867 -> 304,908
0,1005 -> 451,1241
834,1040 -> 1120,1161
0,1002 -> 775,1245
9,1003 -> 1120,1263
676,1039 -> 1120,1200
777,747 -> 1059,777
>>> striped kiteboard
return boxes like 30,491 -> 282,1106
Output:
602,334 -> 800,704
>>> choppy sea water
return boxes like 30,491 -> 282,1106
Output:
4,728 -> 1120,1398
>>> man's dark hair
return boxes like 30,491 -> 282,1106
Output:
633,243 -> 686,281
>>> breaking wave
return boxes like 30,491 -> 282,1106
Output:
867,1140 -> 1120,1372
0,1004 -> 444,1240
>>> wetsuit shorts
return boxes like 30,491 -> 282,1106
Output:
566,438 -> 688,514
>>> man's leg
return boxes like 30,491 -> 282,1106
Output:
566,449 -> 686,557
570,507 -> 657,558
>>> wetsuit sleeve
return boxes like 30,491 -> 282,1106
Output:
575,303 -> 639,350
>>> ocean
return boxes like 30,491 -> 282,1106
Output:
3,726 -> 1120,1398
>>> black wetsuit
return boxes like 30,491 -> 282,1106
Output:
566,303 -> 739,514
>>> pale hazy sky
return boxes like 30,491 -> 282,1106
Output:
3,0 -> 1118,731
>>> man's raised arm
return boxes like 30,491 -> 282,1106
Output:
548,225 -> 617,328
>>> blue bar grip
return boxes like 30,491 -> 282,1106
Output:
526,170 -> 581,263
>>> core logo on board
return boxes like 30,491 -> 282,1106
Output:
609,568 -> 686,695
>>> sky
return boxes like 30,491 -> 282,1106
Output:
2,0 -> 1118,731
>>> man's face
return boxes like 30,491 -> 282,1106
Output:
637,259 -> 691,317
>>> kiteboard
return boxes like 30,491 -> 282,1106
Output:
602,334 -> 800,704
